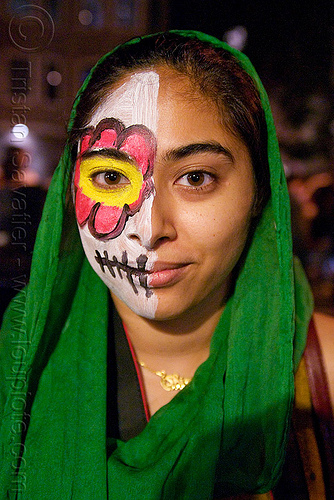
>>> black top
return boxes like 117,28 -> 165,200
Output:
107,302 -> 147,446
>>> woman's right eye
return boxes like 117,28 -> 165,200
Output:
91,170 -> 130,189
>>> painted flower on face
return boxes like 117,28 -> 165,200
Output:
74,118 -> 156,240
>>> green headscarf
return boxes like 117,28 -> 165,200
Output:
0,31 -> 313,499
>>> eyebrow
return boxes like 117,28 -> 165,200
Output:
80,148 -> 134,164
162,141 -> 234,163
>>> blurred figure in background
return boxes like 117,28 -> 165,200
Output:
270,86 -> 334,313
288,173 -> 334,313
0,146 -> 46,322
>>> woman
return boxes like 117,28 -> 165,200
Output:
0,31 -> 333,499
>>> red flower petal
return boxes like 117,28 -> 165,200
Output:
128,183 -> 147,212
120,133 -> 153,175
94,204 -> 123,234
92,128 -> 118,150
74,158 -> 81,188
75,188 -> 95,225
81,134 -> 91,154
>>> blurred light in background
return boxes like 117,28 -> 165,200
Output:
78,9 -> 94,26
11,124 -> 29,140
224,25 -> 248,51
46,70 -> 62,86
1,127 -> 48,182
79,0 -> 103,27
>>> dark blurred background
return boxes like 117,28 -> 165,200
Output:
0,0 -> 333,317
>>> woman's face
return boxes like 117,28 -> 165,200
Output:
74,67 -> 256,320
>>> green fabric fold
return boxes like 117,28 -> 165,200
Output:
0,30 -> 313,499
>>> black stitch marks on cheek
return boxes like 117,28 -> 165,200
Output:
136,254 -> 150,292
95,250 -> 153,298
136,254 -> 148,270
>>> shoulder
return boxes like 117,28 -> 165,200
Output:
313,311 -> 334,411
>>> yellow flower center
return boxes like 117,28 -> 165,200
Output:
79,156 -> 144,207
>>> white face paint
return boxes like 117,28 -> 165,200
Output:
74,71 -> 159,318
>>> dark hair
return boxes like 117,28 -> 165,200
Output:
69,32 -> 270,212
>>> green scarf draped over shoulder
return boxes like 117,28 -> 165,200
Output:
0,31 -> 313,499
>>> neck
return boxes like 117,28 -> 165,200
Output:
111,291 -> 225,372
111,291 -> 226,415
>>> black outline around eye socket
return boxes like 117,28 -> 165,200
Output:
76,118 -> 157,241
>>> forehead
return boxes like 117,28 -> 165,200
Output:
88,68 -> 221,137
88,70 -> 160,132
87,68 -> 251,167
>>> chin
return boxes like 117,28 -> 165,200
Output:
109,284 -> 159,320
141,298 -> 197,323
126,298 -> 183,322
121,294 -> 190,322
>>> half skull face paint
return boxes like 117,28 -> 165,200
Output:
74,72 -> 159,318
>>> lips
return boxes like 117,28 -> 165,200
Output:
94,249 -> 190,294
147,263 -> 190,287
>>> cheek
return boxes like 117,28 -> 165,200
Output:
79,229 -> 136,288
78,224 -> 159,319
77,197 -> 158,297
180,199 -> 252,263
77,201 -> 154,272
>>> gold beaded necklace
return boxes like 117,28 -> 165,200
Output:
139,361 -> 192,392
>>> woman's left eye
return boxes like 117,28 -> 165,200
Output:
91,170 -> 130,189
175,171 -> 214,188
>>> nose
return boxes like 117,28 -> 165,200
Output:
124,191 -> 176,250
